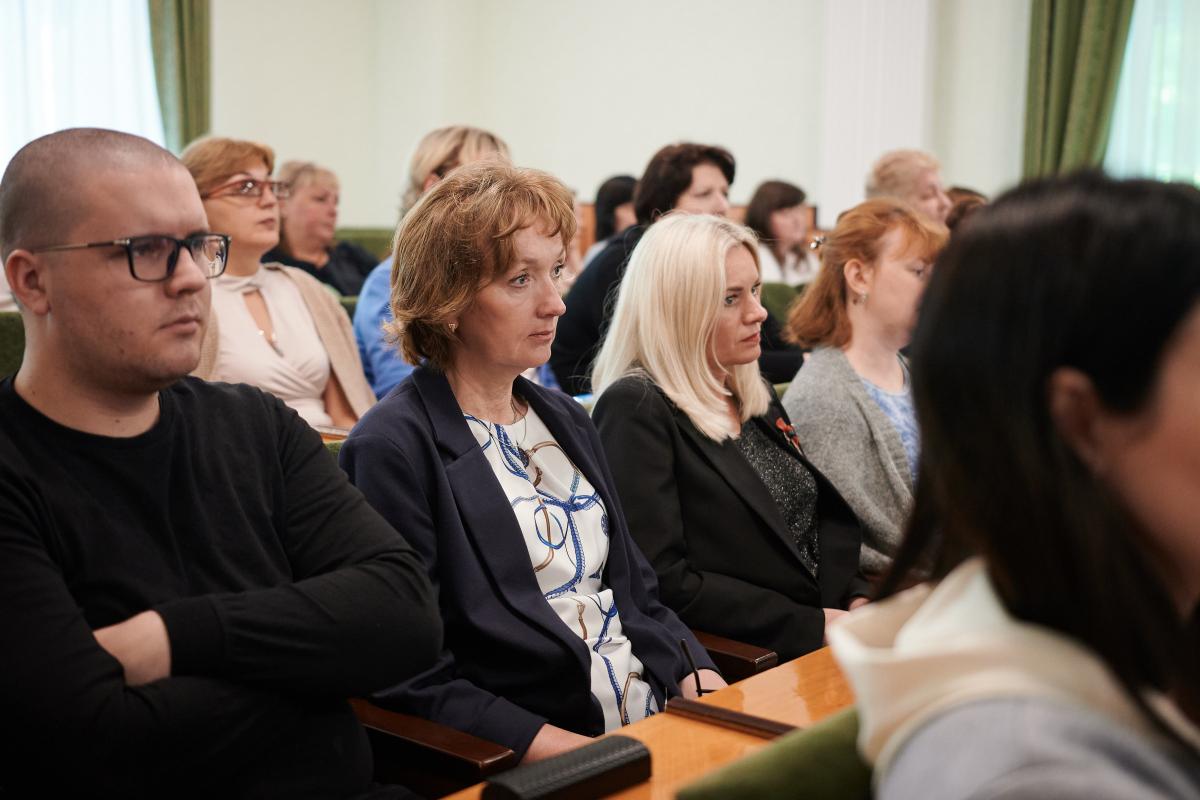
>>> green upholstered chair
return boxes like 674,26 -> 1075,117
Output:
338,295 -> 358,321
759,282 -> 803,323
336,227 -> 393,261
0,312 -> 25,378
678,707 -> 871,800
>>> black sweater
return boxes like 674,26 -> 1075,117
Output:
0,377 -> 440,798
550,226 -> 646,395
264,240 -> 379,296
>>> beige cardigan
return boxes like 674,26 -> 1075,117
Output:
194,263 -> 377,419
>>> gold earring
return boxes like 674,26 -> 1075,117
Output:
448,322 -> 458,333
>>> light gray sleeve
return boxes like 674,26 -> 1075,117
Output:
879,699 -> 1200,800
782,362 -> 902,573
968,764 -> 1181,800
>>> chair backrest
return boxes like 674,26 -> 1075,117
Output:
677,707 -> 871,800
0,312 -> 25,378
336,227 -> 393,260
759,282 -> 803,323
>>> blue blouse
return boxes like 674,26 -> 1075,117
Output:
861,369 -> 920,477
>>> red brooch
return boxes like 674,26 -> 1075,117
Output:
776,417 -> 803,452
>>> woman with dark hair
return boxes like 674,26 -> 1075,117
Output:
550,143 -> 734,395
832,173 -> 1200,798
944,186 -> 988,232
551,142 -> 801,394
583,175 -> 637,269
745,180 -> 820,286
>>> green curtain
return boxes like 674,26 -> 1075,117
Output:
148,0 -> 210,153
1023,0 -> 1136,177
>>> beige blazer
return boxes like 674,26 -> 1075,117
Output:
194,263 -> 377,419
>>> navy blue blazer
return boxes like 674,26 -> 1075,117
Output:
340,366 -> 715,758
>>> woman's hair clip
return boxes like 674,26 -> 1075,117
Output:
809,235 -> 827,251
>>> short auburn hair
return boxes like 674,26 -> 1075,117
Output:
786,198 -> 947,348
386,162 -> 577,370
633,142 -> 735,225
180,136 -> 275,197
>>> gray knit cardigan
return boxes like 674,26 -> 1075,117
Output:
781,347 -> 913,575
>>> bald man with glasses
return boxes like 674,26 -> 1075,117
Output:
0,128 -> 440,798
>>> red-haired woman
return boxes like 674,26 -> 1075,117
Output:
783,200 -> 947,577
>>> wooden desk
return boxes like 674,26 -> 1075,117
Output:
441,647 -> 852,800
700,645 -> 853,728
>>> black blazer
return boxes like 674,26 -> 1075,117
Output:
593,376 -> 869,661
340,367 -> 715,759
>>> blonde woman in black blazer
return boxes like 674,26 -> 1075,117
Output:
592,214 -> 870,660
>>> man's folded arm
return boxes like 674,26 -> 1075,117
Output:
0,513 -> 310,784
157,404 -> 442,697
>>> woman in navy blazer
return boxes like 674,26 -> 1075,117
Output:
341,163 -> 722,764
592,214 -> 870,661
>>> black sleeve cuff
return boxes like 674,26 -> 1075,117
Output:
155,594 -> 225,677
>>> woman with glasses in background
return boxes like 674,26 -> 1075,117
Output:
182,137 -> 375,430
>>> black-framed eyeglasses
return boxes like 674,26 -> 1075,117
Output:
202,178 -> 292,200
31,234 -> 231,282
680,639 -> 717,696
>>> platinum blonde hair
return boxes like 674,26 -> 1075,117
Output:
400,126 -> 511,219
865,148 -> 941,201
592,213 -> 770,441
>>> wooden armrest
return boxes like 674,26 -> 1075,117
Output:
350,698 -> 518,796
692,630 -> 779,683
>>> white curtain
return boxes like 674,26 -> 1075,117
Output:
0,0 -> 165,175
1104,0 -> 1200,184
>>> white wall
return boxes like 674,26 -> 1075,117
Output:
211,0 -> 1031,228
816,0 -> 937,223
450,0 -> 826,209
933,0 -> 1032,198
211,0 -> 378,222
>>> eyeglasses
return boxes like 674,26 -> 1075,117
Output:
203,178 -> 292,200
31,234 -> 231,282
